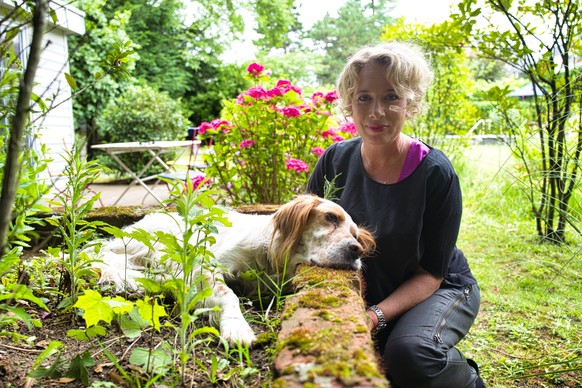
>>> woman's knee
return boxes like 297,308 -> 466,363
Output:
384,335 -> 445,387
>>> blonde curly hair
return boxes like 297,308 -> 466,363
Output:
336,42 -> 433,118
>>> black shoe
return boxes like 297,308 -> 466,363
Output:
467,358 -> 486,388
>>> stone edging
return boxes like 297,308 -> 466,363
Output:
272,265 -> 389,387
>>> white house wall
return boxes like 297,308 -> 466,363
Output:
0,1 -> 85,187
33,26 -> 75,182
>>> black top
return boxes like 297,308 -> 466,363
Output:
307,137 -> 476,305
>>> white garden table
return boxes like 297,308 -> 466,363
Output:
91,140 -> 200,205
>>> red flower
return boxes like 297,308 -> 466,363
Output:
185,173 -> 210,191
279,106 -> 301,117
324,90 -> 338,103
247,62 -> 265,77
197,122 -> 213,135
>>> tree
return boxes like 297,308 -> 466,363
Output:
307,0 -> 396,85
69,0 -> 136,159
100,0 -> 248,126
0,0 -> 49,257
251,0 -> 302,54
453,0 -> 582,243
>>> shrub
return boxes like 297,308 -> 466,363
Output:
198,63 -> 356,205
97,84 -> 189,176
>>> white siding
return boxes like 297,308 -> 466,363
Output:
32,28 -> 76,183
0,1 -> 85,187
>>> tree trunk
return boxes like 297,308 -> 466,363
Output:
0,0 -> 48,259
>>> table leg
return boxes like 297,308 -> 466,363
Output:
109,152 -> 165,205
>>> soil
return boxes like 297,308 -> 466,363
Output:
0,301 -> 276,387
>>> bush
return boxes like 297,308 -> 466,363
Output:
198,63 -> 356,205
97,84 -> 189,176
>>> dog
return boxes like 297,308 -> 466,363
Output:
90,194 -> 375,345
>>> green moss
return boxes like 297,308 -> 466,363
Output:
253,331 -> 277,347
281,328 -> 315,352
294,266 -> 356,292
280,299 -> 298,321
297,291 -> 342,309
315,309 -> 333,320
277,326 -> 384,384
354,324 -> 368,333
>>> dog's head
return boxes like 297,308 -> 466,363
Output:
269,195 -> 375,273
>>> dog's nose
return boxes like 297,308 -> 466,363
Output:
348,242 -> 363,257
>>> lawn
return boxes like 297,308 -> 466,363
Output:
455,144 -> 582,387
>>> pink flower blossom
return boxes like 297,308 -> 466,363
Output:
310,146 -> 325,156
185,173 -> 210,191
332,134 -> 345,142
266,87 -> 283,99
239,139 -> 254,148
276,79 -> 302,95
211,119 -> 232,133
237,86 -> 267,103
197,121 -> 213,135
285,158 -> 309,173
247,62 -> 265,77
338,121 -> 357,136
311,91 -> 324,103
321,128 -> 336,139
279,106 -> 301,117
324,90 -> 338,103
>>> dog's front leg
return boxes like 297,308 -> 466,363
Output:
203,273 -> 256,346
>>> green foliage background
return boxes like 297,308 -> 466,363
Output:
97,84 -> 190,175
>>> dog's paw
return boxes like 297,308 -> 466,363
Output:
220,317 -> 256,346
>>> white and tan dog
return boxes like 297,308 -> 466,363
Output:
91,195 -> 375,345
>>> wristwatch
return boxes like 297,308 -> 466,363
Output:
368,305 -> 387,332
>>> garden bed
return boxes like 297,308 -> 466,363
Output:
0,205 -> 385,387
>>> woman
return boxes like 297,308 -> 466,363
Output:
307,42 -> 485,387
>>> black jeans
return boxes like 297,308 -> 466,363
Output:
374,283 -> 481,388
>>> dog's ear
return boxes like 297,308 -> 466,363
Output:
270,195 -> 320,270
357,227 -> 376,256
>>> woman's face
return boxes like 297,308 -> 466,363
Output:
351,62 -> 408,145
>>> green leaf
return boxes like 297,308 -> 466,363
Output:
28,341 -> 63,374
129,347 -> 172,375
66,351 -> 95,386
136,296 -> 167,331
118,308 -> 147,339
73,289 -> 114,327
67,325 -> 107,340
64,73 -> 77,91
105,296 -> 134,315
1,284 -> 49,311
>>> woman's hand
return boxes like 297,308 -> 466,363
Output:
373,266 -> 442,324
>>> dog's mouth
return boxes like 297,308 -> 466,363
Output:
311,256 -> 362,271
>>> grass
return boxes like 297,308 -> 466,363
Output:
455,144 -> 581,387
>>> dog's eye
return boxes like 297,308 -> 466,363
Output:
325,212 -> 338,225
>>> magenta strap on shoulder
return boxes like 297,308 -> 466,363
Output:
398,139 -> 430,182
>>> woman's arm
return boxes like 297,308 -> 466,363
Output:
367,266 -> 442,330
